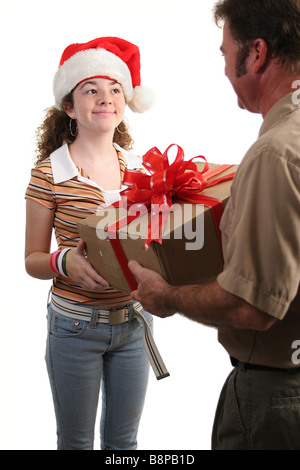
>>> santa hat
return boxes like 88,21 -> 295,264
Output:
53,37 -> 155,113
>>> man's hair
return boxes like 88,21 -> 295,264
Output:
214,0 -> 300,74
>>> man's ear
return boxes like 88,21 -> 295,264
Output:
252,38 -> 269,73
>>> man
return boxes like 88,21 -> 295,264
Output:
129,0 -> 300,450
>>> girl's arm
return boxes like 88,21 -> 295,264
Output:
25,200 -> 55,279
25,199 -> 109,290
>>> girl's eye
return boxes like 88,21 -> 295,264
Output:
112,87 -> 121,94
86,88 -> 97,95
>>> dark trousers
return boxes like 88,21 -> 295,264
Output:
212,364 -> 300,450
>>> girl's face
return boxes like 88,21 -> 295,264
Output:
65,77 -> 126,137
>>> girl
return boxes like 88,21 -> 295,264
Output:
25,37 -> 156,450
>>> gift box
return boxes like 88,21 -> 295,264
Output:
77,145 -> 237,292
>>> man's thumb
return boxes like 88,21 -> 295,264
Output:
128,260 -> 142,279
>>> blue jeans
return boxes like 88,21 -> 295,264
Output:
45,303 -> 152,450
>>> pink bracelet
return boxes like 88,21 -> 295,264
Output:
50,250 -> 61,275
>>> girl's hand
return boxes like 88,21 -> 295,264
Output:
66,240 -> 110,291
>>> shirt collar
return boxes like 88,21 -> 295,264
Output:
259,92 -> 300,137
50,142 -> 144,185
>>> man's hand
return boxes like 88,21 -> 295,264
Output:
128,260 -> 176,318
129,261 -> 277,330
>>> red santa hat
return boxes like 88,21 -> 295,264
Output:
53,37 -> 155,113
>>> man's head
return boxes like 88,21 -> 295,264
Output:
214,0 -> 300,76
215,0 -> 300,115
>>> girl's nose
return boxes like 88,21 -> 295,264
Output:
98,90 -> 112,105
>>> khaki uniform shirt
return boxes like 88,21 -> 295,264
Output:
217,93 -> 300,368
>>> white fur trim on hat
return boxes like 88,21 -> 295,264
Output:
53,48 -> 132,109
53,48 -> 155,113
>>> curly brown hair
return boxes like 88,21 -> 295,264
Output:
34,92 -> 134,165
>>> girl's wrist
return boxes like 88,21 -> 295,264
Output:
50,248 -> 71,277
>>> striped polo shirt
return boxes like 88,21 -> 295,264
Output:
25,142 -> 144,307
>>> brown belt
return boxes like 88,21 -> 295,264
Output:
230,357 -> 300,373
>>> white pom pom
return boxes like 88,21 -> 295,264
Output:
128,86 -> 156,113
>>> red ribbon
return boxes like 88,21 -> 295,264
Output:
107,144 -> 236,251
105,144 -> 235,291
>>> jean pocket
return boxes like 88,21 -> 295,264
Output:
139,309 -> 153,326
48,310 -> 87,338
133,309 -> 153,335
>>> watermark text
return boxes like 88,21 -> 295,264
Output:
292,80 -> 300,105
291,340 -> 300,365
96,203 -> 205,251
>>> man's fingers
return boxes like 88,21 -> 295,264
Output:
128,260 -> 143,280
130,289 -> 138,301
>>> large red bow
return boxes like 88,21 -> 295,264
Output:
108,144 -> 235,251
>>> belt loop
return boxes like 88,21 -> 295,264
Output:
89,308 -> 98,328
47,288 -> 52,308
128,303 -> 135,322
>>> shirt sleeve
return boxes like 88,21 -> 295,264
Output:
217,149 -> 300,320
25,165 -> 56,210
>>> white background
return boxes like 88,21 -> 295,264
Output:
1,0 -> 263,450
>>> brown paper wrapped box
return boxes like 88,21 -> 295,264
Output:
77,163 -> 238,293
